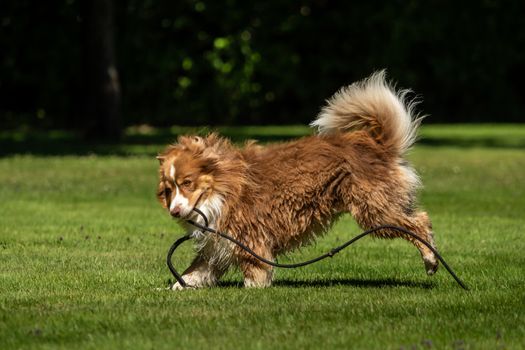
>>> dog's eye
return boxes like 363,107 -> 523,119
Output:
164,187 -> 172,197
181,179 -> 192,188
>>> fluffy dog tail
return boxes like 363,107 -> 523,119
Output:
310,70 -> 423,155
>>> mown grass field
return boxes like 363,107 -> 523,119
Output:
1,124 -> 524,349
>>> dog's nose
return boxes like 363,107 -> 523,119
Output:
170,206 -> 182,217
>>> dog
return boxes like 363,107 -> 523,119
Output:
156,70 -> 438,289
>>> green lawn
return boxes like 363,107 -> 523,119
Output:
1,125 -> 524,349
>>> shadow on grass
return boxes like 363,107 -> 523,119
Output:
418,136 -> 525,149
1,125 -> 524,156
0,127 -> 312,157
218,278 -> 435,289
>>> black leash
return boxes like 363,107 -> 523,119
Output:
167,208 -> 468,290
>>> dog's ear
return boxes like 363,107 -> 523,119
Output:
204,132 -> 221,146
156,155 -> 165,165
201,156 -> 219,174
156,181 -> 169,209
192,136 -> 203,143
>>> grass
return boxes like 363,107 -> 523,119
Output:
1,124 -> 524,349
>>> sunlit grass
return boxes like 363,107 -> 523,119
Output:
0,125 -> 524,349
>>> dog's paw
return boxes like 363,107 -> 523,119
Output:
170,282 -> 196,291
424,255 -> 439,276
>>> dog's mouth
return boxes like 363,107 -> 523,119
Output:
169,191 -> 204,220
170,208 -> 192,220
171,191 -> 206,221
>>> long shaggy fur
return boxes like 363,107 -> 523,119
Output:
311,70 -> 424,155
157,71 -> 438,289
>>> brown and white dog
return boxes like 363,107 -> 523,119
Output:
157,71 -> 438,289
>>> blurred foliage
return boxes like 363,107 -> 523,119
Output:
1,0 -> 524,129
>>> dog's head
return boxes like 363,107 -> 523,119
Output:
156,134 -> 247,223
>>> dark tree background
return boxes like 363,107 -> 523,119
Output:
1,0 -> 524,136
81,0 -> 121,139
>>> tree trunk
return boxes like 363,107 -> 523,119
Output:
81,0 -> 121,140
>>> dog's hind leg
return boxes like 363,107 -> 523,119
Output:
395,211 -> 439,276
348,189 -> 439,275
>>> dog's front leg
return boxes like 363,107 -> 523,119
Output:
171,255 -> 224,290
